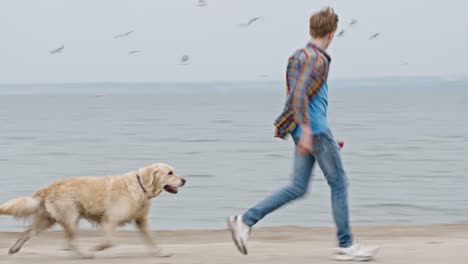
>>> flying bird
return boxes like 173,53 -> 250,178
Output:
369,33 -> 381,40
49,45 -> 64,55
128,50 -> 141,55
114,30 -> 134,39
179,55 -> 190,65
349,19 -> 358,27
337,30 -> 345,37
240,17 -> 263,28
197,0 -> 208,6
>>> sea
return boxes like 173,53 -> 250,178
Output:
1,78 -> 467,231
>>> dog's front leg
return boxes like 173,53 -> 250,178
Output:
135,217 -> 172,257
93,221 -> 116,252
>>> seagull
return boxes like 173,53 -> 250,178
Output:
240,17 -> 263,28
337,30 -> 345,37
128,50 -> 141,55
197,0 -> 208,6
369,33 -> 381,40
349,19 -> 358,27
49,45 -> 64,55
179,55 -> 190,65
114,30 -> 134,39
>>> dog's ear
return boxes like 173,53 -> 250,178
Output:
151,166 -> 161,191
139,166 -> 154,186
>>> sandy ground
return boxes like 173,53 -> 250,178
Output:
0,224 -> 466,263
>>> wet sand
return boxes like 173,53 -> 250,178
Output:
0,224 -> 466,263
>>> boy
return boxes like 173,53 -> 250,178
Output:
228,7 -> 379,261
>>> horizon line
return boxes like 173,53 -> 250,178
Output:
0,75 -> 466,86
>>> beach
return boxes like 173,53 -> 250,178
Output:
0,224 -> 466,263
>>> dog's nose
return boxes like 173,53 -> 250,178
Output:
181,178 -> 186,186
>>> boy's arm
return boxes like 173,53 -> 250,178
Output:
286,56 -> 301,97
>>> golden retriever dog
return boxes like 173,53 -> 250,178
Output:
0,163 -> 186,259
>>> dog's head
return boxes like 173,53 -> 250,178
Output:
139,163 -> 186,197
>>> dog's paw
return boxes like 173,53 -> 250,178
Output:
152,248 -> 173,258
60,246 -> 72,251
8,246 -> 20,255
69,249 -> 95,259
93,243 -> 113,252
78,253 -> 95,260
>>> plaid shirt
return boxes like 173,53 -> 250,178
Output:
274,42 -> 331,138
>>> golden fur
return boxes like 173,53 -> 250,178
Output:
0,163 -> 185,258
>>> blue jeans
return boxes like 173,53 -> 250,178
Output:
243,130 -> 353,247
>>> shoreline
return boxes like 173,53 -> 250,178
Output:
1,223 -> 467,243
0,223 -> 467,263
1,222 -> 467,237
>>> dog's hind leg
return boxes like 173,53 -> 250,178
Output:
9,216 -> 54,255
60,215 -> 94,259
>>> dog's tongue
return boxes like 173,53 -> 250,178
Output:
164,185 -> 178,194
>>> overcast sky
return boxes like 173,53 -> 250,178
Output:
1,0 -> 467,83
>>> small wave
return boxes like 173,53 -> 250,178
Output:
6,136 -> 36,140
362,203 -> 448,212
72,137 -> 104,143
41,151 -> 71,156
264,153 -> 285,158
212,120 -> 233,124
180,139 -> 221,143
186,174 -> 216,178
184,151 -> 201,155
444,135 -> 465,139
403,146 -> 423,150
430,169 -> 454,173
374,153 -> 398,157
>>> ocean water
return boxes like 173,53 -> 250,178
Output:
1,79 -> 467,231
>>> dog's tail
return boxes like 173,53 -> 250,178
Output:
0,197 -> 42,218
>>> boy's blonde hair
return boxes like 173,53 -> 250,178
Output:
309,7 -> 339,38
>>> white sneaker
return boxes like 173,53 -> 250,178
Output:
227,215 -> 251,255
333,241 -> 379,261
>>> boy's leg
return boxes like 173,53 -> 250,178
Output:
314,132 -> 379,260
313,133 -> 352,247
243,150 -> 316,226
228,145 -> 316,255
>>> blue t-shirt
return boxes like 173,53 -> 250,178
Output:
292,82 -> 329,138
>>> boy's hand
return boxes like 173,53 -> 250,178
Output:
296,126 -> 313,155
